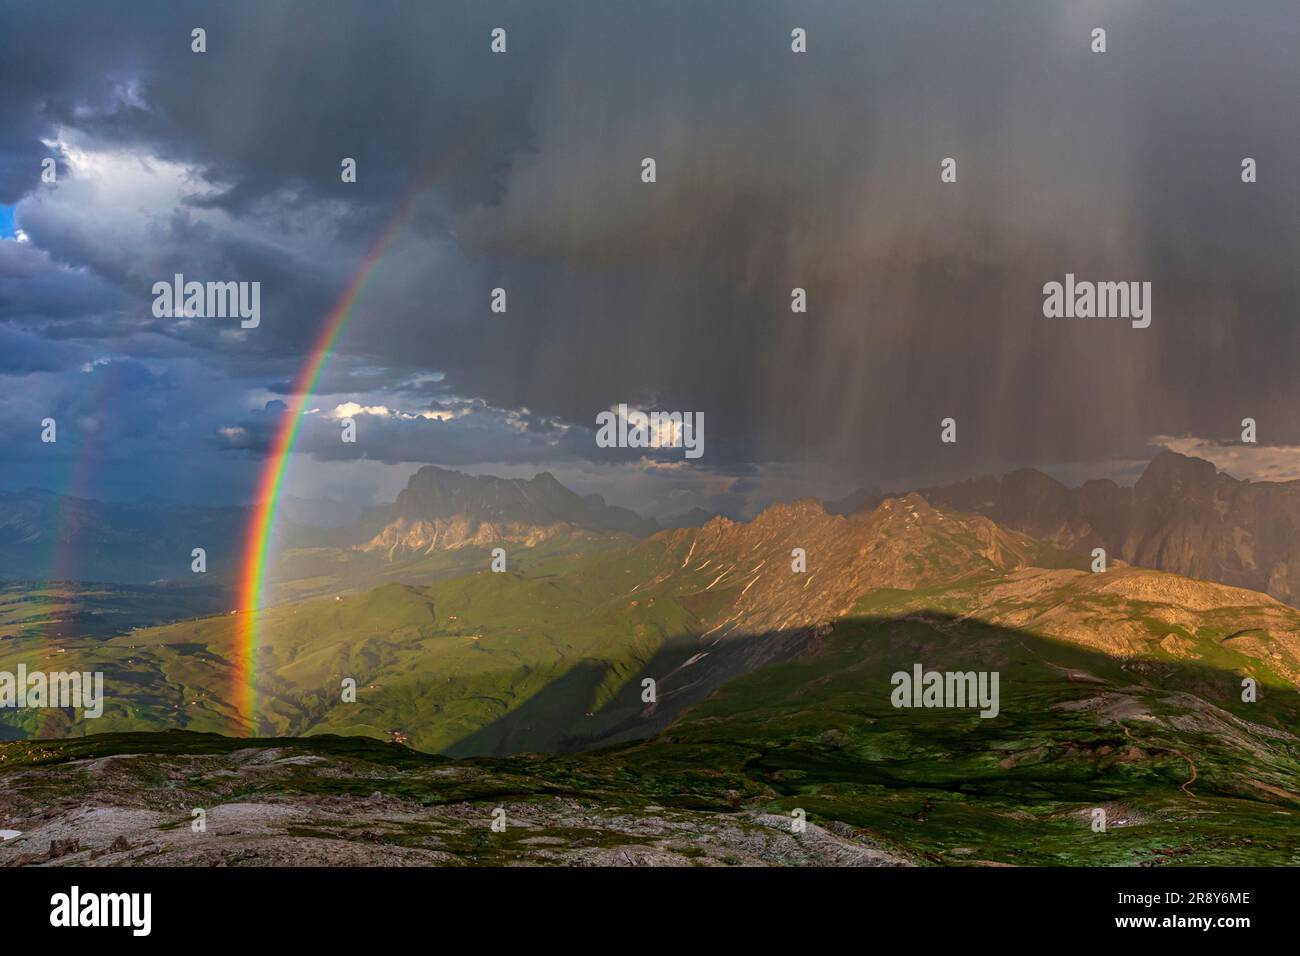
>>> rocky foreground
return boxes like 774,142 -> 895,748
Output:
0,737 -> 912,867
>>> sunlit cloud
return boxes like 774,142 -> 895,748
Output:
1150,435 -> 1300,483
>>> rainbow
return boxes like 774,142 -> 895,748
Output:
234,192 -> 422,734
47,368 -> 112,587
33,362 -> 114,735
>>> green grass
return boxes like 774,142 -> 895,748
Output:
5,529 -> 1300,865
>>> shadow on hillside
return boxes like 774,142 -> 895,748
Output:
443,611 -> 1300,768
448,660 -> 612,757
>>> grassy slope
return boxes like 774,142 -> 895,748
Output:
6,598 -> 1300,867
628,604 -> 1300,865
265,527 -> 633,604
0,533 -> 713,749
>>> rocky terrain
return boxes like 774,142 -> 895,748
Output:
886,451 -> 1300,607
0,735 -> 913,867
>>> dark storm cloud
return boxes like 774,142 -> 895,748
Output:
1,359 -> 198,465
210,399 -> 291,455
266,363 -> 449,399
0,324 -> 65,375
0,0 -> 553,218
221,397 -> 721,470
296,405 -> 588,467
13,174 -> 343,362
427,0 -> 1300,481
0,240 -> 125,334
3,0 -> 1300,508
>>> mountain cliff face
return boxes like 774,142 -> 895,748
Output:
854,452 -> 1300,607
356,466 -> 657,558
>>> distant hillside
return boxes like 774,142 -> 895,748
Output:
0,489 -> 246,586
12,491 -> 1300,769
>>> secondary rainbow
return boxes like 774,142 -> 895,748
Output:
234,193 -> 421,734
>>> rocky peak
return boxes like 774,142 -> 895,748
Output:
360,466 -> 657,557
1134,451 -> 1223,500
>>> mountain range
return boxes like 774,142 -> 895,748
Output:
5,454 -> 1300,865
8,478 -> 1299,752
884,451 -> 1300,607
355,466 -> 657,557
8,451 -> 1300,617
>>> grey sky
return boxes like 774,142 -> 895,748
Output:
2,1 -> 1298,518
